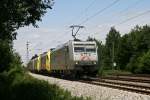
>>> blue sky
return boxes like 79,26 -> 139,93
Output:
14,0 -> 150,63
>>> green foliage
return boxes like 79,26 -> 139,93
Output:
137,50 -> 150,74
0,51 -> 25,99
101,70 -> 131,76
104,27 -> 121,69
127,51 -> 150,74
0,0 -> 53,73
0,0 -> 88,100
11,78 -> 74,100
0,73 -> 11,99
0,0 -> 54,41
117,34 -> 133,70
0,40 -> 13,72
0,72 -> 88,100
95,40 -> 104,75
117,25 -> 150,73
96,25 -> 150,75
0,51 -> 88,100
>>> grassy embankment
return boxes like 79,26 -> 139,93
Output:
0,68 -> 90,100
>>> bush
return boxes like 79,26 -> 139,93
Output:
135,51 -> 150,74
0,48 -> 88,100
127,51 -> 150,74
126,55 -> 139,73
0,40 -> 13,72
0,69 -> 89,100
10,75 -> 88,100
0,73 -> 11,100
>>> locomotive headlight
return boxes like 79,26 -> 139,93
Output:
93,62 -> 97,64
75,62 -> 78,64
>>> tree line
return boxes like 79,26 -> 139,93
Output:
92,25 -> 150,74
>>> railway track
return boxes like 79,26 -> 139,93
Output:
33,72 -> 150,95
79,76 -> 150,95
102,75 -> 150,83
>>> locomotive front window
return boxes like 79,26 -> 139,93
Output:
86,48 -> 96,52
74,47 -> 85,52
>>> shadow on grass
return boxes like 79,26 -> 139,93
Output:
0,73 -> 89,100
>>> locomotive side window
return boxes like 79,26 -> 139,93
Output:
74,47 -> 84,52
86,48 -> 96,52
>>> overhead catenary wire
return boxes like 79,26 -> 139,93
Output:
84,0 -> 97,12
93,9 -> 150,37
33,1 -> 149,51
29,1 -> 150,62
116,9 -> 150,25
107,0 -> 143,18
62,0 -> 120,42
42,1 -> 149,49
53,1 -> 150,51
78,0 -> 120,25
50,1 -> 98,45
45,29 -> 71,46
67,0 -> 98,26
118,0 -> 142,15
29,28 -> 71,58
92,0 -> 147,37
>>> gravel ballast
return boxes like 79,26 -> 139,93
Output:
30,73 -> 150,100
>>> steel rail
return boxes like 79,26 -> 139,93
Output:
79,78 -> 150,95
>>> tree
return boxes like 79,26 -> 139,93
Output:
117,34 -> 133,70
117,25 -> 150,72
0,0 -> 53,41
137,50 -> 150,74
0,40 -> 13,72
104,27 -> 121,69
95,40 -> 105,75
87,36 -> 95,41
0,0 -> 54,72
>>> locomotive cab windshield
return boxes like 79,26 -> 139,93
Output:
73,44 -> 96,53
74,47 -> 84,52
85,47 -> 96,52
73,41 -> 98,64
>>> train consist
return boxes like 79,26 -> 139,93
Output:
28,40 -> 98,77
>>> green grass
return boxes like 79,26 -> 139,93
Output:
0,69 -> 90,100
99,69 -> 132,77
11,77 -> 83,100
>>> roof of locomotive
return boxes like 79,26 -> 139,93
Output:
53,40 -> 96,51
30,40 -> 96,60
73,40 -> 96,44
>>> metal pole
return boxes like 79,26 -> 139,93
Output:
112,41 -> 115,70
26,41 -> 29,64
